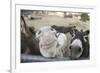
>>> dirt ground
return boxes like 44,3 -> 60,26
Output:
24,15 -> 89,31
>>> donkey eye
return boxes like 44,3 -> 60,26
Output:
51,28 -> 54,31
72,33 -> 75,39
69,46 -> 71,49
38,30 -> 41,34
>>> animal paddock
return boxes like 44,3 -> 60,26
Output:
21,11 -> 90,62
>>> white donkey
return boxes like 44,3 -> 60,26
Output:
36,26 -> 68,57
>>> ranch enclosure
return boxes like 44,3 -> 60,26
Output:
21,10 -> 89,31
21,10 -> 90,62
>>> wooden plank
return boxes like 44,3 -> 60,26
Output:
21,54 -> 70,62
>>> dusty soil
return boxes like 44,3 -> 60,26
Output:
24,15 -> 89,31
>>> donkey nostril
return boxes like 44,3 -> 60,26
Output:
78,47 -> 81,52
